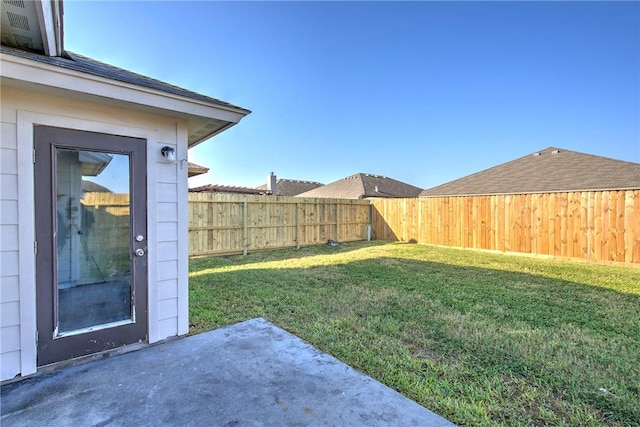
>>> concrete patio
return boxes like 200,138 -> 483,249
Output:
1,318 -> 454,426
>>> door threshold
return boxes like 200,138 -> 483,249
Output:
2,341 -> 150,385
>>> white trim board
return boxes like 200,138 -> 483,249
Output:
17,110 -> 160,376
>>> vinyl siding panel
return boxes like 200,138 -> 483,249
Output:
157,317 -> 178,340
157,279 -> 178,301
0,122 -> 15,148
1,251 -> 19,277
0,147 -> 17,174
0,117 -> 21,379
0,225 -> 19,251
157,182 -> 178,203
1,350 -> 21,380
1,301 -> 20,326
1,325 -> 20,352
158,298 -> 178,321
1,275 -> 20,302
158,260 -> 178,282
158,241 -> 178,262
157,202 -> 178,222
157,222 -> 178,243
0,173 -> 18,200
0,200 -> 19,224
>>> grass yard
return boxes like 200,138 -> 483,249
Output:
189,241 -> 640,426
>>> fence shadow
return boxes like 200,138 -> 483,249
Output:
190,240 -> 391,266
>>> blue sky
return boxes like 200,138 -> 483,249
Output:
64,1 -> 640,190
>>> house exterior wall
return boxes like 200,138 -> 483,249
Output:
0,86 -> 189,381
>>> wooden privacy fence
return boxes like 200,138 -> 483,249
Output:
80,192 -> 130,280
371,190 -> 640,263
188,193 -> 371,257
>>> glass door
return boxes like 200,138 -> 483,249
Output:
55,149 -> 133,334
35,126 -> 148,366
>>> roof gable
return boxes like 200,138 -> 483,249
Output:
255,179 -> 324,196
298,173 -> 423,199
420,147 -> 640,197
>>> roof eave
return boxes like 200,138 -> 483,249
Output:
0,51 -> 250,144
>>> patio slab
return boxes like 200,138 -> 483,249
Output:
1,318 -> 454,426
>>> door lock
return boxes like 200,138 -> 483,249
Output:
135,235 -> 144,242
135,248 -> 145,257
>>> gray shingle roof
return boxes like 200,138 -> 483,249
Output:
255,179 -> 324,196
189,184 -> 263,195
1,45 -> 250,113
420,147 -> 640,197
297,173 -> 423,199
187,162 -> 209,178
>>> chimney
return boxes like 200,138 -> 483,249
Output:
267,172 -> 277,196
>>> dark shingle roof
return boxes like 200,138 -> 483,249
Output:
255,179 -> 324,196
1,45 -> 250,113
297,173 -> 423,199
420,147 -> 640,197
189,184 -> 263,195
187,162 -> 209,178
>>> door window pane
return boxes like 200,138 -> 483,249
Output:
55,149 -> 132,333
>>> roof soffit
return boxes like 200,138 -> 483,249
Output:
0,0 -> 63,56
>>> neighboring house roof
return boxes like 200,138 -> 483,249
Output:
255,179 -> 324,196
297,173 -> 423,199
82,180 -> 112,193
420,147 -> 640,197
187,162 -> 209,178
189,184 -> 264,195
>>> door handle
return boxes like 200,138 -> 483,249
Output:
135,248 -> 145,257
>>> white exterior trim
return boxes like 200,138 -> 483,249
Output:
16,110 -> 160,375
176,122 -> 190,335
1,53 -> 247,123
16,112 -> 37,377
34,0 -> 63,57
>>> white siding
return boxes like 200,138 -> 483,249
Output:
1,351 -> 21,381
157,278 -> 178,300
0,86 -> 189,380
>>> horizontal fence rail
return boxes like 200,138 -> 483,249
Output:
188,193 -> 371,257
371,190 -> 640,263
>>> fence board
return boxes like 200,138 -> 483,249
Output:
87,190 -> 640,263
188,194 -> 370,257
371,190 -> 640,264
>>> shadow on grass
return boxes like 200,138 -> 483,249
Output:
189,251 -> 640,426
190,240 -> 391,266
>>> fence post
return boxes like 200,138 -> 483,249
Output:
243,200 -> 248,256
335,202 -> 339,241
367,202 -> 372,241
295,202 -> 300,249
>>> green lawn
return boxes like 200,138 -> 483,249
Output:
189,241 -> 640,426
